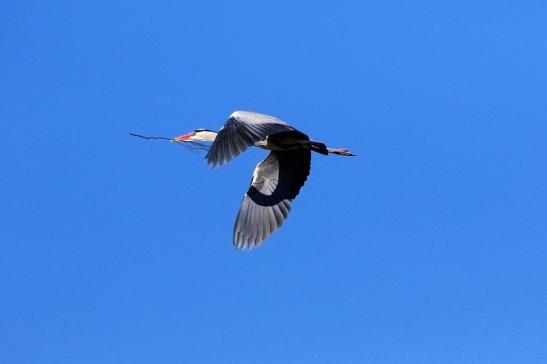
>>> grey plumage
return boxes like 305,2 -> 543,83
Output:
136,110 -> 355,249
175,110 -> 355,250
207,111 -> 312,249
233,149 -> 311,249
206,111 -> 296,167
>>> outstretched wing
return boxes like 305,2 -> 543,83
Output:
233,149 -> 311,250
206,111 -> 296,167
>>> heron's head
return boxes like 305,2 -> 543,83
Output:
172,128 -> 217,142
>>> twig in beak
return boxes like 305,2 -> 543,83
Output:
129,132 -> 211,153
129,133 -> 172,141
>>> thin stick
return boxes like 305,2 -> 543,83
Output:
129,133 -> 172,141
129,132 -> 211,153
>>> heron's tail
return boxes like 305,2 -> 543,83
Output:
327,147 -> 356,156
309,141 -> 356,156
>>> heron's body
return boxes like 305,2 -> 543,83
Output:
172,111 -> 355,250
254,133 -> 309,151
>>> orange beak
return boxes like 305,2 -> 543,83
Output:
171,132 -> 194,142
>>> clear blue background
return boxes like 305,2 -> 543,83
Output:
1,1 -> 546,363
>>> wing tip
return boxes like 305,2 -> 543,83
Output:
233,234 -> 263,251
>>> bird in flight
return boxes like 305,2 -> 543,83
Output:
173,111 -> 356,250
134,111 -> 355,250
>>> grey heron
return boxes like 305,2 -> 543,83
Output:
172,111 -> 355,250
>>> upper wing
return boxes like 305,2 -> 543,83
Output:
206,111 -> 296,167
233,149 -> 311,250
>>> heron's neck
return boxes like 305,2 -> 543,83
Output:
196,131 -> 218,142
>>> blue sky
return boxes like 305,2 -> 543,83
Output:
1,1 -> 546,363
